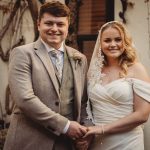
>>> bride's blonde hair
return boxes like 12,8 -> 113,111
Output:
100,21 -> 137,77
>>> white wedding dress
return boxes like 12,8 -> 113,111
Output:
88,78 -> 150,150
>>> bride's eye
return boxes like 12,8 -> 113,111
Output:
104,38 -> 111,43
115,37 -> 122,42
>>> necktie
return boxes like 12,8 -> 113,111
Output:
51,50 -> 63,79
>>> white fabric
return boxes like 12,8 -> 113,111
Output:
88,78 -> 150,150
62,120 -> 70,134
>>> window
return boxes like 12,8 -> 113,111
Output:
77,0 -> 114,64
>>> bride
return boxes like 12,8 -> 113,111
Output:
83,21 -> 150,150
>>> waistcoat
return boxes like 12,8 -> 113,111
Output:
55,50 -> 74,120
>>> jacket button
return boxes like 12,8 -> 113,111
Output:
55,102 -> 59,106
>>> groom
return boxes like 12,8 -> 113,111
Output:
4,1 -> 92,150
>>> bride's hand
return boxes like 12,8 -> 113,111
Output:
83,126 -> 102,138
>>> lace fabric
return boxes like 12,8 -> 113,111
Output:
87,29 -> 104,121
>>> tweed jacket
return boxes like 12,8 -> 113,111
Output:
4,39 -> 89,150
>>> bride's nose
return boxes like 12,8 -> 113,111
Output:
110,40 -> 117,47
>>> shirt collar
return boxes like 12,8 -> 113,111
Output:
40,38 -> 64,53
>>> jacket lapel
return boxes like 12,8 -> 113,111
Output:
34,39 -> 60,97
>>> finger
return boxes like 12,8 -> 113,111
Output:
75,126 -> 88,138
75,131 -> 83,139
79,144 -> 88,150
82,132 -> 92,138
80,127 -> 87,135
76,141 -> 88,146
81,126 -> 87,132
87,127 -> 90,131
75,138 -> 84,143
76,143 -> 88,150
75,137 -> 88,145
75,130 -> 85,139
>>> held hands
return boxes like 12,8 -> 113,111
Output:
75,125 -> 104,150
65,121 -> 92,150
83,125 -> 104,138
75,134 -> 93,150
66,121 -> 87,139
66,122 -> 104,150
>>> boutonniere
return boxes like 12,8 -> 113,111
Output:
71,52 -> 83,69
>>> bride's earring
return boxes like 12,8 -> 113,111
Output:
100,49 -> 105,65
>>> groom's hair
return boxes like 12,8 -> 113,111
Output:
38,1 -> 71,23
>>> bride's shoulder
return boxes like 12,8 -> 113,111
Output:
128,62 -> 150,82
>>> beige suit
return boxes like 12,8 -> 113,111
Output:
4,39 -> 89,150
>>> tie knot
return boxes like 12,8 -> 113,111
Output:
51,50 -> 57,57
51,50 -> 62,58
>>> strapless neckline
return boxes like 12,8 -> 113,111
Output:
101,78 -> 125,87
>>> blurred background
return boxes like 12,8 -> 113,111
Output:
0,0 -> 150,149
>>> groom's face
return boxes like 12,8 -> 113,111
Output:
38,13 -> 69,49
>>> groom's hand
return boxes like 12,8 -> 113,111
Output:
66,121 -> 87,139
75,134 -> 93,150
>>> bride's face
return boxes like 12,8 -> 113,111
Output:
101,27 -> 124,60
